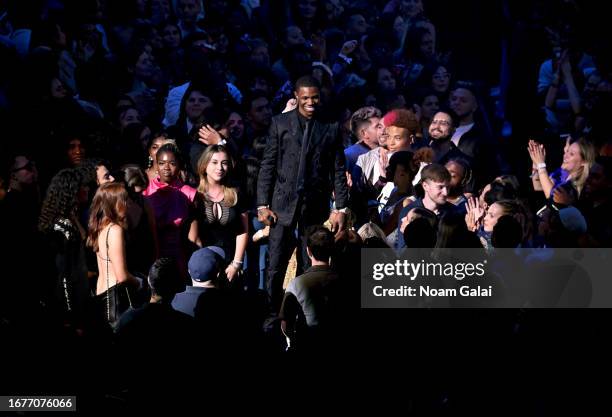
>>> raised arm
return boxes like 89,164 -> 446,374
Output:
528,140 -> 555,198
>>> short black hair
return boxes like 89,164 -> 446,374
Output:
403,217 -> 436,248
148,258 -> 185,299
433,109 -> 459,128
294,75 -> 321,92
241,89 -> 269,114
306,225 -> 334,262
156,142 -> 183,167
483,182 -> 517,206
387,151 -> 419,182
76,158 -> 110,187
491,215 -> 523,248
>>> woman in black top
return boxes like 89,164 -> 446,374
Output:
195,145 -> 248,283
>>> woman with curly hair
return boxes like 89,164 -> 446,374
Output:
87,182 -> 141,330
38,168 -> 90,331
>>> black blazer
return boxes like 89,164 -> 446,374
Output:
257,110 -> 349,226
455,123 -> 500,191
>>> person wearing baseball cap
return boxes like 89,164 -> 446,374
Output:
171,246 -> 225,317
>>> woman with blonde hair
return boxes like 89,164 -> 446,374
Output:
357,222 -> 389,248
529,136 -> 596,198
195,144 -> 248,283
87,182 -> 141,330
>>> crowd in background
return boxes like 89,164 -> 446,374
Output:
1,0 -> 612,411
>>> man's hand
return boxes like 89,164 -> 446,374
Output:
283,98 -> 297,113
378,148 -> 389,179
340,40 -> 358,56
329,211 -> 346,236
346,171 -> 353,188
257,207 -> 278,226
553,186 -> 575,206
198,124 -> 227,145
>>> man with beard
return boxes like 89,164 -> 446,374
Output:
449,84 -> 501,190
428,110 -> 457,162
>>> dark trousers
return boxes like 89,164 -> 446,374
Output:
266,219 -> 313,314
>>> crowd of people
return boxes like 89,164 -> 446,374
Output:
1,0 -> 611,410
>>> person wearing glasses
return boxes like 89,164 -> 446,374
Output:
427,110 -> 456,161
1,154 -> 42,280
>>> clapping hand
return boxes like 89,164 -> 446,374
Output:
465,197 -> 485,232
527,139 -> 546,166
378,148 -> 389,179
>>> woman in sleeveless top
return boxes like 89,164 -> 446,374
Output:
87,182 -> 141,327
195,145 -> 248,283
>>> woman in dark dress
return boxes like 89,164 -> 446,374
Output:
195,145 -> 248,283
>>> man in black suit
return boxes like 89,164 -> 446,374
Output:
256,75 -> 349,313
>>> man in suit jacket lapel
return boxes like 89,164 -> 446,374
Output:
256,76 -> 349,314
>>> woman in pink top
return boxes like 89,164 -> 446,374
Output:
144,143 -> 199,280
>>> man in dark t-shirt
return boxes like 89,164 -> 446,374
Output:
280,226 -> 343,352
395,164 -> 457,249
